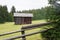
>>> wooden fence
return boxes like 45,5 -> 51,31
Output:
0,22 -> 53,40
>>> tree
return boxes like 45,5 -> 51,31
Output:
10,6 -> 16,21
0,5 -> 6,23
7,13 -> 14,22
10,6 -> 16,15
41,0 -> 60,40
0,5 -> 14,23
48,0 -> 60,25
48,0 -> 56,4
18,8 -> 46,20
3,6 -> 9,22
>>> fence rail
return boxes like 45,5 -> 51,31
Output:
0,30 -> 22,36
21,22 -> 52,30
5,29 -> 49,40
0,22 -> 53,40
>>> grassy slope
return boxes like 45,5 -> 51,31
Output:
0,20 -> 49,40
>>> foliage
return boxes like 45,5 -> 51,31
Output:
41,26 -> 60,40
0,5 -> 48,23
10,6 -> 16,15
48,0 -> 56,4
0,5 -> 7,23
7,13 -> 14,22
17,8 -> 47,20
0,5 -> 14,23
10,6 -> 16,21
41,0 -> 60,40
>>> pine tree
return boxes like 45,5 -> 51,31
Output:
10,6 -> 16,15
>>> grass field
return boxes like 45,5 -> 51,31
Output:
0,20 -> 51,40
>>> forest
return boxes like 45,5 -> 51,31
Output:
0,5 -> 54,23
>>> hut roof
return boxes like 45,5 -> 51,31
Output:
14,13 -> 33,17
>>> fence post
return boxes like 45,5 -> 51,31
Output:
21,29 -> 26,40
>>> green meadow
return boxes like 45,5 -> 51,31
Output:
0,20 -> 52,40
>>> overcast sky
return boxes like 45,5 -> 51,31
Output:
0,0 -> 49,12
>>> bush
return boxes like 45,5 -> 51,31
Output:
41,4 -> 60,40
41,26 -> 60,40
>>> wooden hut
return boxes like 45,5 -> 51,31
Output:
14,13 -> 33,25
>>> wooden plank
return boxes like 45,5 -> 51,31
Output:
21,22 -> 52,30
5,29 -> 50,40
0,30 -> 23,36
0,22 -> 52,36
